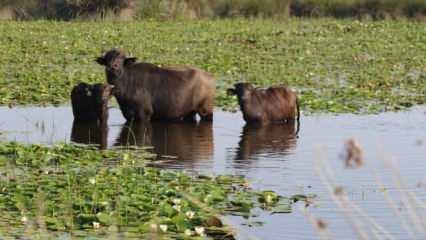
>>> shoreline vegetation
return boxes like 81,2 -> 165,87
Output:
0,0 -> 425,21
0,19 -> 424,113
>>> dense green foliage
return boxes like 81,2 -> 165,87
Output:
0,19 -> 425,113
0,142 -> 301,239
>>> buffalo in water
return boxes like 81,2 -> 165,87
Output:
227,82 -> 300,125
71,82 -> 112,124
70,82 -> 112,149
96,49 -> 215,122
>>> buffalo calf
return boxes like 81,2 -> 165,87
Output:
227,82 -> 300,125
71,82 -> 112,123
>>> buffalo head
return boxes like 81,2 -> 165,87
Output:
227,82 -> 254,100
96,49 -> 137,85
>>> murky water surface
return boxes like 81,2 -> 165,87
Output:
1,106 -> 425,239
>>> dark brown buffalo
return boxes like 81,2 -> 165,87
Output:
236,123 -> 297,161
71,82 -> 112,124
96,49 -> 215,122
227,83 -> 300,125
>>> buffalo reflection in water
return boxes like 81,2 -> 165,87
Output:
235,122 -> 298,161
71,120 -> 108,149
71,116 -> 297,165
115,121 -> 214,162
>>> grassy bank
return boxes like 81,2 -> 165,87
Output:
0,19 -> 425,113
0,142 -> 303,239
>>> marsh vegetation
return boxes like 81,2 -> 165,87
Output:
0,19 -> 425,113
0,142 -> 312,239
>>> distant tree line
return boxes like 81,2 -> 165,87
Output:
0,0 -> 425,20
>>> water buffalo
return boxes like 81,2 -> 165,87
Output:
96,49 -> 215,122
227,82 -> 300,125
70,82 -> 112,124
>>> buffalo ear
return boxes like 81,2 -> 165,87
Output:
242,82 -> 253,90
227,88 -> 236,96
124,57 -> 137,66
96,57 -> 106,66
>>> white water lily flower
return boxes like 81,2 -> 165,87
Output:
93,221 -> 100,229
173,205 -> 181,212
195,226 -> 205,236
150,223 -> 158,231
172,198 -> 181,205
89,178 -> 96,185
159,224 -> 168,232
184,229 -> 193,236
185,211 -> 195,219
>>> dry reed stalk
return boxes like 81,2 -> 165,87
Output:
378,147 -> 426,233
310,139 -> 426,240
371,168 -> 417,238
314,148 -> 370,240
299,205 -> 333,240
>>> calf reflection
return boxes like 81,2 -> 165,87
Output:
115,121 -> 214,162
71,121 -> 108,149
236,123 -> 298,160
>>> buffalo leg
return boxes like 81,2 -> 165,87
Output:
123,108 -> 135,122
136,108 -> 152,122
198,99 -> 214,122
200,113 -> 213,122
183,111 -> 197,122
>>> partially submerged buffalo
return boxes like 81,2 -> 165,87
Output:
71,82 -> 112,123
96,49 -> 215,122
227,82 -> 300,125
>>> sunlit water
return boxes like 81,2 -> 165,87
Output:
1,106 -> 425,240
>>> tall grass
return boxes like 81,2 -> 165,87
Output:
0,0 -> 425,20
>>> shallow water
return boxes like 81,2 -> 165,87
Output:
1,106 -> 425,239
